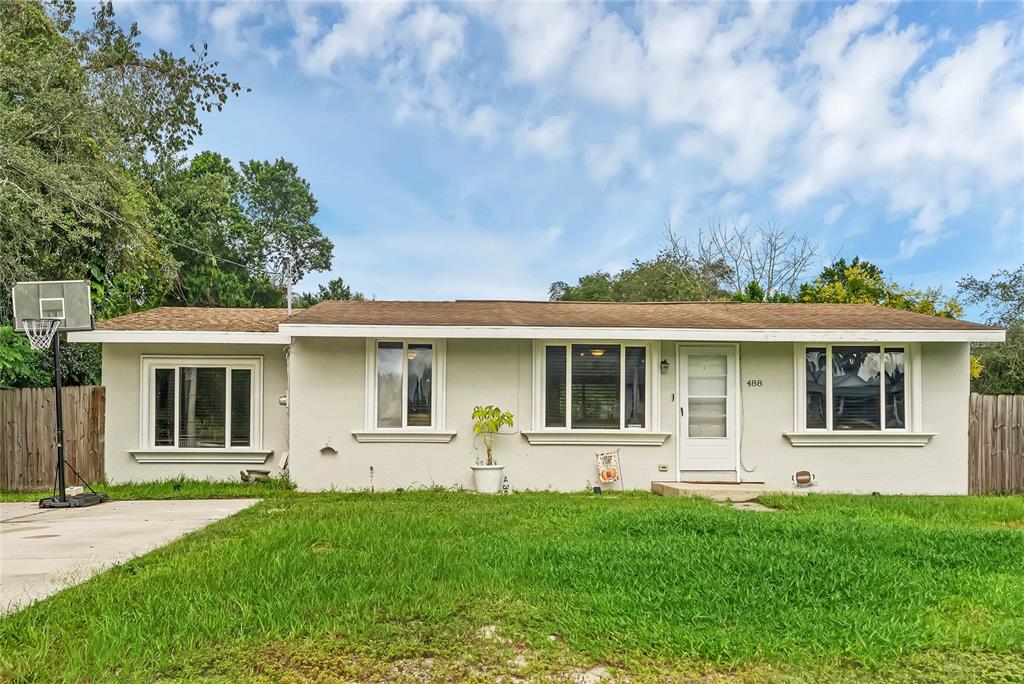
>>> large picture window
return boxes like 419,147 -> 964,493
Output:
375,341 -> 437,429
143,357 -> 261,449
543,343 -> 650,430
800,345 -> 907,432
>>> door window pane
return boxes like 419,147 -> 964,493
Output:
832,346 -> 881,430
154,368 -> 175,446
376,342 -> 403,428
571,344 -> 620,429
688,397 -> 727,438
884,348 -> 905,429
805,348 -> 827,429
230,369 -> 252,447
406,344 -> 433,427
545,346 -> 567,428
178,367 -> 226,448
688,355 -> 727,395
624,347 -> 646,428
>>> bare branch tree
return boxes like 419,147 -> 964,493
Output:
698,219 -> 818,299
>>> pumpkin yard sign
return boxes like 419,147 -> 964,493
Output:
596,450 -> 621,485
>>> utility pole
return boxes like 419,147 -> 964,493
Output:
285,257 -> 293,316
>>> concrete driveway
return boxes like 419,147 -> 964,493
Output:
1,498 -> 258,614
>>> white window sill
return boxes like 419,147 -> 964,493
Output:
130,449 -> 273,464
783,432 -> 936,447
351,430 -> 457,444
522,431 -> 671,446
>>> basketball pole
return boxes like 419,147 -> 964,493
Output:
52,331 -> 67,503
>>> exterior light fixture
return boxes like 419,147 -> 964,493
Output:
660,358 -> 670,374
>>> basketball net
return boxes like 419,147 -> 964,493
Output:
22,318 -> 61,350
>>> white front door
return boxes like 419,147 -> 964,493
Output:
677,346 -> 738,475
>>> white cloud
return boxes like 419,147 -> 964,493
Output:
778,3 -> 1023,256
225,0 -> 1020,261
572,14 -> 645,109
461,104 -> 503,144
583,129 -> 644,183
823,203 -> 848,226
482,3 -> 590,82
112,0 -> 180,44
207,2 -> 278,60
402,5 -> 466,75
294,2 -> 408,76
516,115 -> 574,160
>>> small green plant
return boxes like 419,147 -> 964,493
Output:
471,405 -> 514,465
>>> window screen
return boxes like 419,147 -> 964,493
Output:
230,369 -> 252,447
884,348 -> 905,429
832,346 -> 881,430
545,346 -> 567,428
406,344 -> 433,427
624,347 -> 646,428
178,367 -> 227,448
570,344 -> 620,429
154,368 -> 175,446
376,342 -> 403,428
805,348 -> 826,429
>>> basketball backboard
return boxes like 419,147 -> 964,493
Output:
12,280 -> 94,332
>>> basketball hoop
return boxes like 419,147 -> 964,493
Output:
22,318 -> 61,350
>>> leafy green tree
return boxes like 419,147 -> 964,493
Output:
237,158 -> 334,290
731,281 -> 795,303
157,152 -> 281,307
550,228 -> 729,301
293,278 -> 365,308
0,0 -> 164,324
958,265 -> 1024,394
1,0 -> 245,386
77,1 -> 246,176
798,257 -> 962,318
0,327 -> 48,388
957,265 -> 1023,328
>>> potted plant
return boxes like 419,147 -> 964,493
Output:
470,405 -> 514,493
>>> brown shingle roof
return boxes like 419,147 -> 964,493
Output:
97,307 -> 291,332
285,300 -> 996,331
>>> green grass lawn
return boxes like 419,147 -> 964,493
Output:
0,476 -> 296,502
2,489 -> 1023,682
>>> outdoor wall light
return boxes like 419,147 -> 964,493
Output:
660,358 -> 670,374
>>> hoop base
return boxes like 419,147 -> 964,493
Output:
39,492 -> 108,508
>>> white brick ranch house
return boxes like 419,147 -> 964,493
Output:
69,300 -> 1004,494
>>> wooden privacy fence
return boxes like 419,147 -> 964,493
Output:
969,393 -> 1024,495
0,386 -> 105,491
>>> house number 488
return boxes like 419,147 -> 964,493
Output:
746,379 -> 763,387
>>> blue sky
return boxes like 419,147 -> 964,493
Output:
110,0 -> 1023,307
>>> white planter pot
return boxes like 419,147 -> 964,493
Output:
471,464 -> 505,494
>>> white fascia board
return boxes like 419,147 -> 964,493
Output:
279,324 -> 1004,343
67,330 -> 291,344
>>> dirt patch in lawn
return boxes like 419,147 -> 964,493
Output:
206,637 -> 1024,683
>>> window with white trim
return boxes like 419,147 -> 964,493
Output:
799,344 -> 908,432
542,343 -> 650,430
372,341 -> 442,429
142,357 -> 262,449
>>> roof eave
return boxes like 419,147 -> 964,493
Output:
67,330 -> 291,344
277,323 -> 1004,343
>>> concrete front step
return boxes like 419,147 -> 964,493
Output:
651,481 -> 807,502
